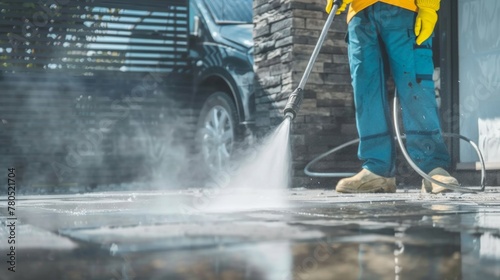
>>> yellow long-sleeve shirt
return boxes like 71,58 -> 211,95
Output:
347,0 -> 440,22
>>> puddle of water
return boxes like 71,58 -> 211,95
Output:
48,207 -> 499,279
12,227 -> 500,280
59,221 -> 325,254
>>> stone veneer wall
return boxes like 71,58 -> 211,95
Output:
253,0 -> 360,188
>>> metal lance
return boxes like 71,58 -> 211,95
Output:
283,0 -> 342,119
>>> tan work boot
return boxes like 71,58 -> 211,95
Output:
421,167 -> 460,194
336,169 -> 396,193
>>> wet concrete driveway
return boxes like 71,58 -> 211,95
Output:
1,188 -> 500,279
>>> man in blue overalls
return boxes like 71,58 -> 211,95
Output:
326,0 -> 459,193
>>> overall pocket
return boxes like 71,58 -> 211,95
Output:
410,29 -> 435,90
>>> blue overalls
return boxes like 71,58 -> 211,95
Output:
347,2 -> 450,177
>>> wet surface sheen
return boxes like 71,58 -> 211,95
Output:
1,189 -> 500,279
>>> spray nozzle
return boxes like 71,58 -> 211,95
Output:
283,88 -> 303,120
284,112 -> 294,120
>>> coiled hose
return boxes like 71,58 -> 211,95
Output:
304,94 -> 486,193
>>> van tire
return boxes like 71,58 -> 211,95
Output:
196,91 -> 241,177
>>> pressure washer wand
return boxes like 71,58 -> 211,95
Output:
284,0 -> 343,119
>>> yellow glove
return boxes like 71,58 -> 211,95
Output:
414,2 -> 439,45
326,0 -> 352,15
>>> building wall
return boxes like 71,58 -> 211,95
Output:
253,0 -> 360,188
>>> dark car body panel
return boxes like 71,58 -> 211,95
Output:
189,0 -> 255,124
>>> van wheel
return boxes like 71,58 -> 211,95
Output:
196,91 -> 240,175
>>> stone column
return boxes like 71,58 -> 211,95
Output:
253,0 -> 359,188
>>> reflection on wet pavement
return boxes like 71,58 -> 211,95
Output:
1,190 -> 500,279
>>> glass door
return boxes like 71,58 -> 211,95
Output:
457,0 -> 500,167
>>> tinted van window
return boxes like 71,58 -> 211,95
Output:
204,0 -> 253,23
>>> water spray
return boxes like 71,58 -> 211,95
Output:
283,0 -> 487,192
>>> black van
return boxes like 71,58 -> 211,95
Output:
0,0 -> 255,186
